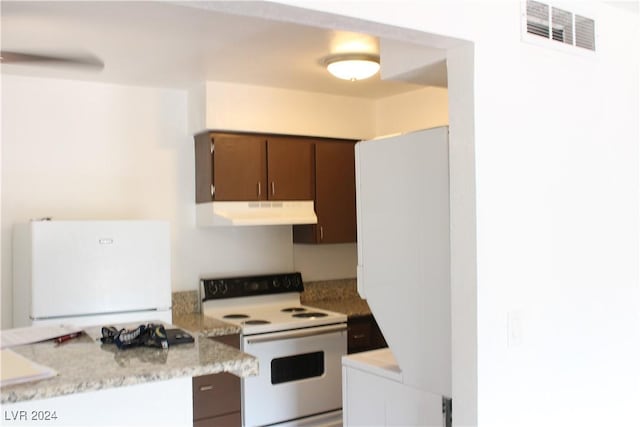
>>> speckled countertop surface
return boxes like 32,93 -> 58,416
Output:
2,318 -> 255,405
305,297 -> 373,318
301,279 -> 373,318
172,312 -> 240,337
1,280 -> 368,405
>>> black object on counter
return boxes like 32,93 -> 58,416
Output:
165,328 -> 194,346
100,324 -> 169,349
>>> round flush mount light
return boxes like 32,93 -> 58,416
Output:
324,54 -> 380,81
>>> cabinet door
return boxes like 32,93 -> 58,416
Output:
193,372 -> 241,421
315,140 -> 357,243
266,137 -> 315,201
194,133 -> 215,203
212,133 -> 267,201
347,315 -> 388,354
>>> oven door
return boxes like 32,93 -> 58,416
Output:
242,323 -> 347,427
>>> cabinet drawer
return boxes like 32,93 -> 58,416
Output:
192,372 -> 240,421
193,411 -> 241,427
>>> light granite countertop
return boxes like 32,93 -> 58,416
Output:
172,312 -> 241,337
1,320 -> 256,405
2,281 -> 370,405
301,279 -> 373,319
305,297 -> 373,318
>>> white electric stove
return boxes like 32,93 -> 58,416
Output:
200,272 -> 347,427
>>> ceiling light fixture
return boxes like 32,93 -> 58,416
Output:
324,54 -> 380,81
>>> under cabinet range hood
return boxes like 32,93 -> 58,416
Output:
196,201 -> 318,226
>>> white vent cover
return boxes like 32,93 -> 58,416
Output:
524,0 -> 595,51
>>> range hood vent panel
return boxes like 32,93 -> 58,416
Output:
196,201 -> 318,226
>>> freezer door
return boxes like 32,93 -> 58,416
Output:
355,127 -> 451,397
23,221 -> 171,321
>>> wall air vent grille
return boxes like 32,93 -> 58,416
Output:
527,0 -> 550,38
524,0 -> 595,51
575,15 -> 595,50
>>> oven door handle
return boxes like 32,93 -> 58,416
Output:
245,323 -> 347,344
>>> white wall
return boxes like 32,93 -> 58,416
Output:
200,81 -> 376,139
293,243 -> 357,281
273,1 -> 640,426
375,86 -> 449,136
0,76 -> 294,328
0,75 -> 3,327
472,4 -> 639,426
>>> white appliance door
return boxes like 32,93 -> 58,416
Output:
242,324 -> 347,427
355,127 -> 451,397
29,221 -> 171,321
343,351 -> 444,427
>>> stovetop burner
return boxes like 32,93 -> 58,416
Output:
243,319 -> 271,325
281,307 -> 306,313
292,312 -> 328,318
223,314 -> 250,319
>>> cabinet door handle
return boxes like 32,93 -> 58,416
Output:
257,182 -> 261,197
271,181 -> 275,196
199,385 -> 214,392
352,334 -> 366,339
210,184 -> 214,198
320,226 -> 324,241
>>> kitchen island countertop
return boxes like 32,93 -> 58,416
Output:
1,319 -> 255,404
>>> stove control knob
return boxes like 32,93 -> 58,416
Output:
272,279 -> 280,288
206,282 -> 218,296
292,276 -> 301,288
219,282 -> 229,295
283,277 -> 291,289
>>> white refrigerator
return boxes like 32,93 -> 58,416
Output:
342,127 -> 452,426
13,220 -> 173,328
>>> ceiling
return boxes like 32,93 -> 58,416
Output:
0,1 -> 442,99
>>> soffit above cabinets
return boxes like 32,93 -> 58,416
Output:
0,1 -> 446,99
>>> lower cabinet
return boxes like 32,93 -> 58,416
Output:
347,314 -> 387,354
193,335 -> 241,427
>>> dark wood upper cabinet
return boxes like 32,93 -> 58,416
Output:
194,132 -> 216,203
266,137 -> 315,201
195,131 -> 358,243
294,140 -> 357,244
214,133 -> 267,201
195,132 -> 267,202
195,132 -> 312,202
